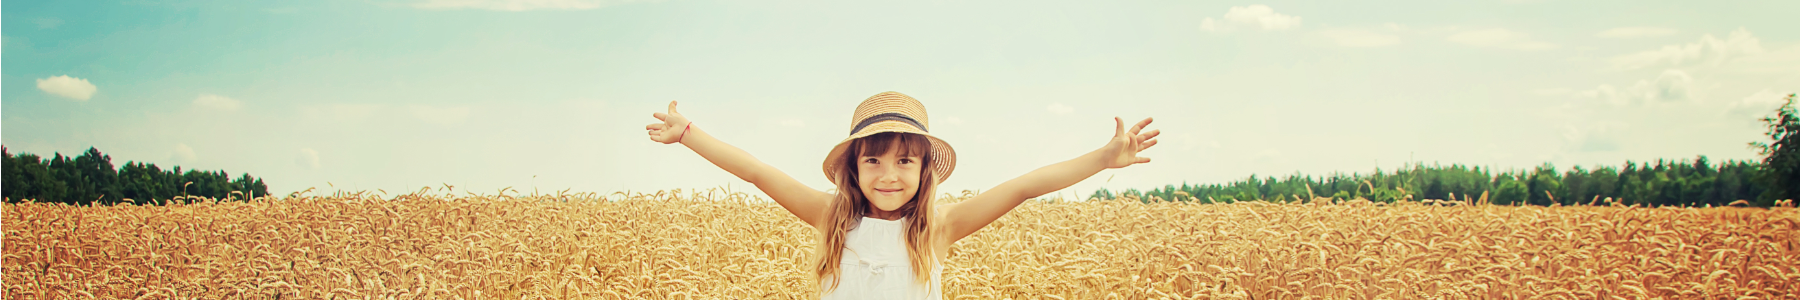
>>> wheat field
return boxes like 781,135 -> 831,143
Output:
4,188 -> 1798,299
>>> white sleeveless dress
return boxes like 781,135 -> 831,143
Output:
819,217 -> 944,300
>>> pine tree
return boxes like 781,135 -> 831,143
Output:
1750,94 -> 1799,204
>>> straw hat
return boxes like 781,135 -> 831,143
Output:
821,91 -> 957,183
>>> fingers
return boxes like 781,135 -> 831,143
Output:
1140,139 -> 1158,151
647,101 -> 684,144
1135,157 -> 1152,164
647,122 -> 670,143
1139,129 -> 1161,141
1113,117 -> 1125,137
1113,118 -> 1129,139
655,100 -> 681,121
1129,117 -> 1154,135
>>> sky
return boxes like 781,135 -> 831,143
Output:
5,0 -> 1799,201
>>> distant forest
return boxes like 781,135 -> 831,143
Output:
1098,158 -> 1783,207
1102,94 -> 1799,207
2,146 -> 270,205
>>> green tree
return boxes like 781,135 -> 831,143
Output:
1527,163 -> 1565,206
2,146 -> 18,200
3,146 -> 271,205
73,147 -> 123,205
1750,93 -> 1799,204
1493,174 -> 1528,205
1106,154 -> 1763,207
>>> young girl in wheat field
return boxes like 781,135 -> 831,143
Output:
644,91 -> 1160,299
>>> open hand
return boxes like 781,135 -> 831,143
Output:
1102,117 -> 1159,169
645,101 -> 691,144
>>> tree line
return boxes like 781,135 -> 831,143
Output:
1097,157 -> 1782,207
2,146 -> 270,205
1099,94 -> 1800,207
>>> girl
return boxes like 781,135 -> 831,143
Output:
644,91 -> 1159,299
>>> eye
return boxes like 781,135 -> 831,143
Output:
863,158 -> 879,164
899,158 -> 915,164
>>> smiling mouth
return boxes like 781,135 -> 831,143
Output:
874,188 -> 902,193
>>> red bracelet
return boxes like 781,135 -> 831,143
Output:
678,122 -> 692,143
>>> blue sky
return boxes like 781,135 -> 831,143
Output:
6,0 -> 1799,200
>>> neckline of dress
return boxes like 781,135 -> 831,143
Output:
861,216 -> 906,224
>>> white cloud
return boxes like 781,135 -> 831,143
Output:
1446,28 -> 1557,51
409,105 -> 473,125
36,75 -> 97,101
1608,28 -> 1764,70
173,143 -> 197,163
1047,103 -> 1074,115
193,94 -> 242,111
296,148 -> 322,169
1726,89 -> 1794,118
1717,44 -> 1800,75
1318,28 -> 1399,47
942,116 -> 964,125
35,18 -> 63,29
411,0 -> 643,11
1596,26 -> 1678,38
779,118 -> 805,128
1200,5 -> 1302,32
1579,69 -> 1695,106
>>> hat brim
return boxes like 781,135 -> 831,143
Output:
821,120 -> 956,184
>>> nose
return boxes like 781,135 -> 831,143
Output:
877,164 -> 901,184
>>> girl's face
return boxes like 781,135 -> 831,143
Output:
857,147 -> 923,212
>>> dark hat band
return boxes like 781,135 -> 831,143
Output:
850,112 -> 927,135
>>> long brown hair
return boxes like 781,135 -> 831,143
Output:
814,132 -> 943,293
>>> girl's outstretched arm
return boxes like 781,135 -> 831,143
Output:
941,117 -> 1160,242
646,101 -> 831,227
